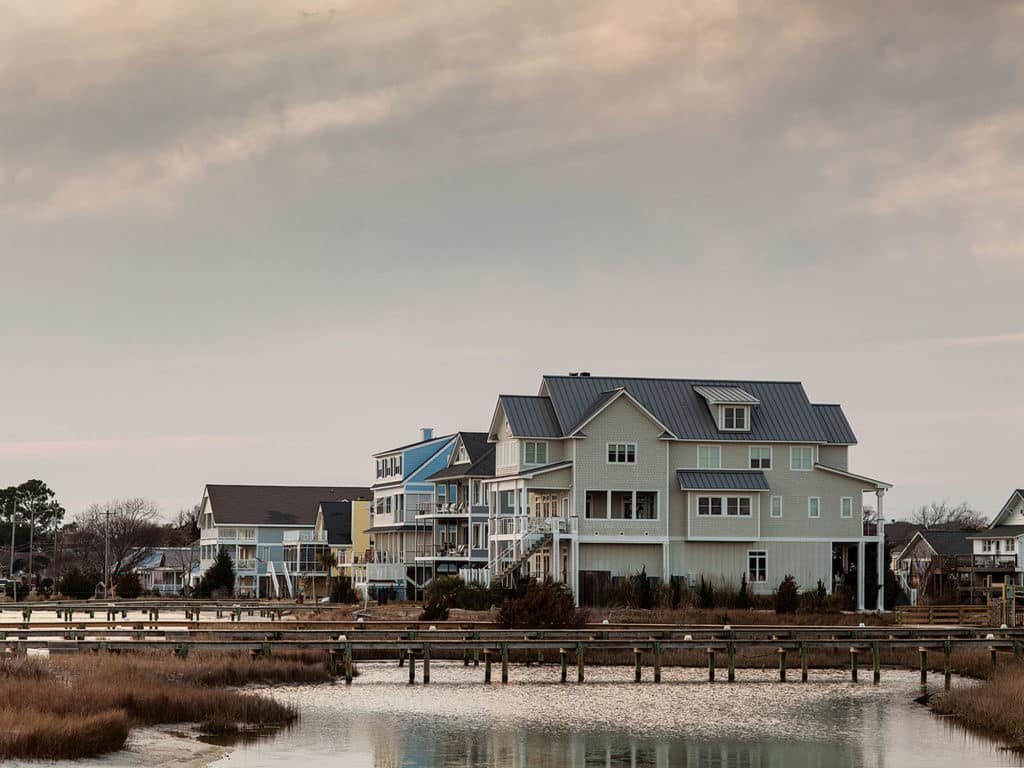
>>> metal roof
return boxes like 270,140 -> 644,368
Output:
541,376 -> 857,444
318,501 -> 353,547
676,469 -> 770,491
206,485 -> 371,527
693,385 -> 761,405
967,525 -> 1024,538
498,395 -> 563,438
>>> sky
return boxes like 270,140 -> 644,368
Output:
1,0 -> 1022,521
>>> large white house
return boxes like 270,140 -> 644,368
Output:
480,374 -> 892,609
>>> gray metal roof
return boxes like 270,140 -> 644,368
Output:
569,389 -> 626,433
498,395 -> 563,438
693,385 -> 760,405
206,485 -> 371,526
541,376 -> 857,444
967,525 -> 1024,539
676,470 -> 770,491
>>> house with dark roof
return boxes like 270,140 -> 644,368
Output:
130,546 -> 198,596
964,489 -> 1024,594
313,499 -> 373,578
482,374 -> 891,608
893,529 -> 974,600
363,428 -> 458,599
198,484 -> 371,598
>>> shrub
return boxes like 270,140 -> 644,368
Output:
736,573 -> 751,610
669,576 -> 683,609
57,568 -> 98,600
604,576 -> 637,608
775,575 -> 799,614
330,575 -> 359,604
496,579 -> 589,628
115,571 -> 143,599
633,567 -> 655,610
697,576 -> 715,609
195,547 -> 234,598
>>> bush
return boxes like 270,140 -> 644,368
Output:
798,579 -> 829,612
330,575 -> 359,604
697,576 -> 715,609
775,575 -> 799,614
603,576 -> 637,608
496,579 -> 589,628
736,573 -> 751,610
195,547 -> 234,599
57,568 -> 98,600
115,571 -> 143,599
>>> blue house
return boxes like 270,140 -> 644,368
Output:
363,428 -> 457,599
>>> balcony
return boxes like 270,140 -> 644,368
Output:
283,530 -> 327,543
416,501 -> 472,519
971,554 -> 1019,571
235,558 -> 257,572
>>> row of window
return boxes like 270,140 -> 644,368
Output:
980,539 -> 1017,553
584,491 -> 658,520
696,495 -> 854,519
496,440 -> 549,467
698,445 -> 815,471
375,455 -> 403,479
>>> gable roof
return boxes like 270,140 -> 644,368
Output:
989,489 -> 1024,528
903,529 -> 974,557
206,485 -> 371,527
539,376 -> 858,444
493,395 -> 562,438
569,388 -> 676,437
318,501 -> 353,547
372,433 -> 455,459
967,525 -> 1024,539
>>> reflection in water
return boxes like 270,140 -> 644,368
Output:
204,665 -> 1019,768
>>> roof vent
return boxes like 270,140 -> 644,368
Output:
568,372 -> 579,377
579,372 -> 591,377
420,427 -> 433,441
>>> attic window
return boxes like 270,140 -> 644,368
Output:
456,446 -> 470,464
721,406 -> 749,431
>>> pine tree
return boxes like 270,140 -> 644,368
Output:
198,547 -> 235,598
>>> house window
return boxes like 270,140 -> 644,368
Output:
1007,539 -> 1016,552
505,491 -> 516,510
840,497 -> 853,519
635,492 -> 657,520
497,440 -> 519,467
748,550 -> 767,583
607,442 -> 637,464
698,445 -> 722,469
523,441 -> 547,465
808,497 -> 821,518
726,497 -> 752,517
396,456 -> 402,475
456,446 -> 470,463
770,496 -> 782,518
790,446 -> 814,471
982,540 -> 993,553
722,406 -> 748,431
749,446 -> 772,470
697,496 -> 723,516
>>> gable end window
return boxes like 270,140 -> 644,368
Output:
698,445 -> 722,469
523,441 -> 547,465
749,446 -> 772,470
607,442 -> 637,464
790,446 -> 814,471
721,406 -> 749,431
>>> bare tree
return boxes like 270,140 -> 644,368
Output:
71,498 -> 164,579
164,503 -> 201,546
908,501 -> 988,531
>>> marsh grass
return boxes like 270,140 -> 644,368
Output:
931,662 -> 1024,748
0,650 -> 332,760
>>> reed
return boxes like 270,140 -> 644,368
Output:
0,709 -> 131,760
931,662 -> 1024,748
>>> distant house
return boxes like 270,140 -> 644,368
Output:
965,489 -> 1024,592
314,499 -> 372,576
198,484 -> 371,598
132,546 -> 198,595
894,529 -> 973,600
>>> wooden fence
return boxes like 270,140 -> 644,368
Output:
895,605 -> 993,626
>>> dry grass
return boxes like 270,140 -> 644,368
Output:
596,607 -> 893,626
0,650 -> 333,760
931,662 -> 1024,748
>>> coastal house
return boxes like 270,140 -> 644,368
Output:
364,429 -> 457,599
421,432 -> 495,578
483,374 -> 892,609
893,529 -> 973,601
314,499 -> 372,576
198,484 -> 371,598
964,489 -> 1024,597
131,546 -> 198,595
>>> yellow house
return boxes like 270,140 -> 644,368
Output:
315,500 -> 372,576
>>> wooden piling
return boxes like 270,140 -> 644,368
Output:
727,642 -> 736,683
484,649 -> 492,683
344,644 -> 354,685
328,649 -> 339,677
849,647 -> 858,683
501,643 -> 509,684
560,648 -> 568,683
407,649 -> 416,684
778,649 -> 786,682
634,648 -> 642,683
990,647 -> 998,667
463,648 -> 469,667
872,642 -> 880,685
944,639 -> 952,688
919,648 -> 928,684
577,643 -> 585,683
707,648 -> 716,682
801,643 -> 809,683
653,642 -> 662,683
423,644 -> 431,685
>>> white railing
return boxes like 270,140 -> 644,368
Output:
352,563 -> 405,583
235,558 -> 257,572
459,568 -> 491,587
282,530 -> 326,543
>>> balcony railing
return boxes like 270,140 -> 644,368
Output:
283,530 -> 327,543
235,558 -> 257,572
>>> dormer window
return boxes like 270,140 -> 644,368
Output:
721,406 -> 749,431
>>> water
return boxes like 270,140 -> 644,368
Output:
202,664 -> 1019,768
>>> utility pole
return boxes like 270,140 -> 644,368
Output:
104,508 -> 111,598
27,504 -> 35,586
8,493 -> 17,602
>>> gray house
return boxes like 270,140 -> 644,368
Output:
483,374 -> 891,609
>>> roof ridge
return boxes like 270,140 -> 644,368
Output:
544,375 -> 804,385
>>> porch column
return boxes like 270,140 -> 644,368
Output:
572,538 -> 580,607
662,541 -> 670,584
876,489 -> 887,612
856,540 -> 866,611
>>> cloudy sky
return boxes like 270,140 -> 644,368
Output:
2,0 -> 1022,520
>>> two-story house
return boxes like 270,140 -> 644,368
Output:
421,432 -> 495,578
484,374 -> 891,609
364,429 -> 457,599
966,489 -> 1024,593
198,484 -> 371,598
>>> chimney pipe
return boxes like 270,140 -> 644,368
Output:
420,427 -> 434,441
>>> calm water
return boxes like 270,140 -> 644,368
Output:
200,664 -> 1018,768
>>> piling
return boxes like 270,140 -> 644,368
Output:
560,648 -> 568,683
801,643 -> 809,683
990,647 -> 998,667
463,648 -> 469,667
707,649 -> 716,683
919,648 -> 928,684
778,649 -> 786,682
344,644 -> 354,685
634,648 -> 642,683
727,643 -> 736,683
872,642 -> 880,685
501,643 -> 509,684
849,648 -> 858,683
577,643 -> 585,683
329,649 -> 339,677
423,644 -> 431,685
944,639 -> 952,689
484,649 -> 492,683
407,649 -> 416,684
653,642 -> 662,683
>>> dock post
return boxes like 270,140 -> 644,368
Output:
560,648 -> 568,683
407,649 -> 416,684
990,646 -> 998,667
501,643 -> 509,684
707,649 -> 715,683
727,643 -> 736,683
1014,639 -> 1022,660
423,644 -> 431,685
850,648 -> 858,683
577,643 -> 585,683
653,643 -> 662,683
872,642 -> 880,685
344,644 -> 354,685
778,649 -> 786,682
634,648 -> 642,683
919,648 -> 928,684
801,643 -> 809,683
329,649 -> 339,677
474,649 -> 480,667
463,648 -> 470,667
398,648 -> 405,667
484,649 -> 492,683
537,632 -> 544,665
944,639 -> 952,689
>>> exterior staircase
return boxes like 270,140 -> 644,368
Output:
487,517 -> 567,585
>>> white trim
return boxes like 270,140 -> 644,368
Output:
813,463 -> 893,489
668,535 -> 873,542
748,445 -> 773,471
605,441 -> 638,465
988,490 -> 1024,528
719,405 -> 751,432
808,496 -> 821,518
840,496 -> 853,519
522,440 -> 549,466
790,446 -> 814,471
697,444 -> 722,469
577,535 -> 670,544
770,495 -> 783,518
747,549 -> 767,583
